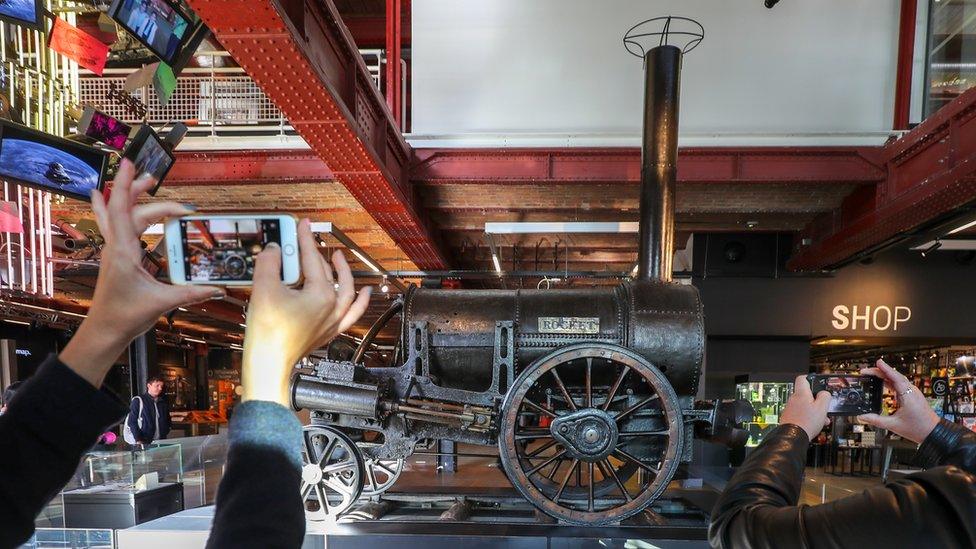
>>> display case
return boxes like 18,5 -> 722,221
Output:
36,445 -> 184,529
152,433 -> 229,508
736,381 -> 794,447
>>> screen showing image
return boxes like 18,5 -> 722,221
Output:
180,219 -> 281,282
0,0 -> 40,28
84,111 -> 131,150
112,0 -> 191,63
823,376 -> 879,415
132,130 -> 173,184
0,123 -> 106,200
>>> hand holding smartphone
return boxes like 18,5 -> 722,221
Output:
807,374 -> 883,416
164,214 -> 300,285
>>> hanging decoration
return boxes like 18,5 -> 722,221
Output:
107,82 -> 147,119
124,61 -> 157,93
48,16 -> 110,76
153,62 -> 176,106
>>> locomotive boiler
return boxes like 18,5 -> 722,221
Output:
292,21 -> 748,525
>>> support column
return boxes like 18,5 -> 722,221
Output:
385,0 -> 402,127
194,343 -> 209,410
127,330 -> 157,399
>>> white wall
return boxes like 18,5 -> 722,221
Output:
410,0 -> 901,147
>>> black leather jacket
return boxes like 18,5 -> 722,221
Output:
709,419 -> 976,548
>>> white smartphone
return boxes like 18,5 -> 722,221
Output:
164,214 -> 300,286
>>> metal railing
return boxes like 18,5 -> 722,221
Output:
77,50 -> 395,137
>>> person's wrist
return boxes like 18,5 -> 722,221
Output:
59,317 -> 131,387
911,412 -> 942,444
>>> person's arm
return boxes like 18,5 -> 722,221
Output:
127,397 -> 145,444
0,161 -> 222,548
915,418 -> 976,474
0,356 -> 126,548
206,219 -> 370,548
710,361 -> 976,549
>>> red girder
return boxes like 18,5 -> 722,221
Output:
411,147 -> 885,184
185,0 -> 447,270
789,86 -> 976,271
170,150 -> 330,185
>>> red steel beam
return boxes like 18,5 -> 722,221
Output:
170,150 -> 331,185
893,0 -> 918,130
186,0 -> 448,270
789,86 -> 976,271
411,147 -> 885,185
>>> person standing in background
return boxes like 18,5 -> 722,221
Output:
124,375 -> 171,446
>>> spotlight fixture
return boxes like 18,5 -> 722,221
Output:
315,234 -> 327,248
764,0 -> 780,7
380,276 -> 390,294
920,240 -> 942,258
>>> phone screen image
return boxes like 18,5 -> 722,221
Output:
83,111 -> 131,150
127,128 -> 174,194
110,0 -> 191,64
809,375 -> 883,416
180,218 -> 281,282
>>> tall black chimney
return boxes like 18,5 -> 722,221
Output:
636,44 -> 681,282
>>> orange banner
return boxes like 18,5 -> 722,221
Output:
48,17 -> 109,76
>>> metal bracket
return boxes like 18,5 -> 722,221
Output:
492,321 -> 515,396
407,321 -> 432,378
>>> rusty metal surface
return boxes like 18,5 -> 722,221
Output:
186,0 -> 447,270
790,85 -> 976,271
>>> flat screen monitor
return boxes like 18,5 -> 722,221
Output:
0,121 -> 108,201
0,0 -> 44,32
123,125 -> 174,196
109,0 -> 192,65
78,107 -> 132,150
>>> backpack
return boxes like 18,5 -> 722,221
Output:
122,396 -> 144,445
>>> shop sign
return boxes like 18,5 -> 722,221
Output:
830,305 -> 912,332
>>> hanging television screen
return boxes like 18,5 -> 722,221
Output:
108,0 -> 193,65
0,0 -> 44,32
78,107 -> 132,150
123,125 -> 174,196
0,121 -> 108,202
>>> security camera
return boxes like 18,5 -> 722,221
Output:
765,0 -> 780,7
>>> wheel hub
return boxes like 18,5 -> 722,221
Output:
302,463 -> 323,485
550,408 -> 618,462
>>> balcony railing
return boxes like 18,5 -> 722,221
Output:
77,50 -> 393,142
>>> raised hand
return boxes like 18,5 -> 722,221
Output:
240,218 -> 371,405
60,159 -> 224,387
780,375 -> 832,441
859,359 -> 940,444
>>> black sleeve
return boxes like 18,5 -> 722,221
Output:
709,424 -> 976,549
915,418 -> 976,474
0,356 -> 126,548
206,400 -> 304,549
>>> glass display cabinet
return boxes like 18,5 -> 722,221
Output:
736,381 -> 794,447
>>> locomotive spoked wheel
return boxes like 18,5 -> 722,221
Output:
359,443 -> 405,497
499,343 -> 683,525
300,425 -> 365,521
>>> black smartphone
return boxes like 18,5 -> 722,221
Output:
807,374 -> 883,416
122,125 -> 175,196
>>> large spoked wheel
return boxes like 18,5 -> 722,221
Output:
359,443 -> 405,497
498,343 -> 683,525
300,425 -> 365,521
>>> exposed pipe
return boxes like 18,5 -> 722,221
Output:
352,298 -> 403,363
636,44 -> 681,283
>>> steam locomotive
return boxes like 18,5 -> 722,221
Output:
291,30 -> 750,526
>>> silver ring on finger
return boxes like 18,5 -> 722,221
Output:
898,387 -> 915,397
